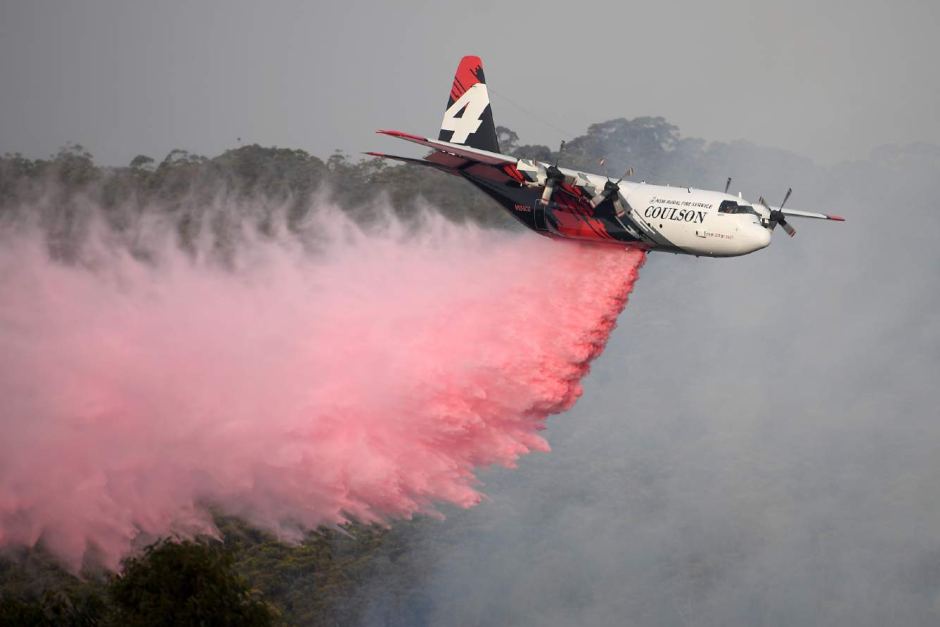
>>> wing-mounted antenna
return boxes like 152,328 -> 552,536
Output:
539,140 -> 567,206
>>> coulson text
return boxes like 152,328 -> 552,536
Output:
644,206 -> 706,224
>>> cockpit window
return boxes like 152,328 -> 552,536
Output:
719,201 -> 759,217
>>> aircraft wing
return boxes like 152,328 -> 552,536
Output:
372,129 -> 528,187
363,151 -> 460,175
778,207 -> 845,221
376,130 -> 518,166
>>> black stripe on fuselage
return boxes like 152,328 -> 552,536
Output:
459,169 -> 686,253
463,173 -> 633,242
462,174 -> 542,231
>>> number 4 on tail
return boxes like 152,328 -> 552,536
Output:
440,84 -> 489,144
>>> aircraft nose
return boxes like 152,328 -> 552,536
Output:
753,225 -> 772,250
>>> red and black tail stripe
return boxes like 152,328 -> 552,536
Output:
438,55 -> 500,154
448,56 -> 484,104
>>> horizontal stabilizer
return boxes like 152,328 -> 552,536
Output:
364,151 -> 459,174
376,130 -> 516,166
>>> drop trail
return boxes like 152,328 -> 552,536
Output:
0,204 -> 645,570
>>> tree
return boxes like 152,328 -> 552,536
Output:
51,143 -> 99,188
563,116 -> 680,177
129,155 -> 156,171
108,539 -> 277,627
495,126 -> 519,154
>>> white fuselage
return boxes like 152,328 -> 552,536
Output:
621,181 -> 771,257
545,166 -> 773,257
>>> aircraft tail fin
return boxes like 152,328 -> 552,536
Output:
438,56 -> 500,153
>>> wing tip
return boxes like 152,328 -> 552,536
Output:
828,215 -> 846,222
376,129 -> 424,141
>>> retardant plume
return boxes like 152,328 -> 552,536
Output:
0,202 -> 645,570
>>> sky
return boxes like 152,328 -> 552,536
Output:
1,0 -> 938,166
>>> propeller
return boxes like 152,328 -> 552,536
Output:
590,166 -> 634,218
539,140 -> 567,206
760,187 -> 796,237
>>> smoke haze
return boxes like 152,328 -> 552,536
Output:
0,142 -> 937,625
352,144 -> 940,626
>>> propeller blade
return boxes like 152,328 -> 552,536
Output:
758,195 -> 783,232
780,218 -> 796,237
780,187 -> 792,211
590,177 -> 624,208
724,177 -> 732,193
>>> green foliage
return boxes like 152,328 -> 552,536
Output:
1,116 -> 769,240
0,587 -> 107,626
0,518 -> 434,626
50,144 -> 101,189
129,155 -> 156,170
0,138 -> 519,249
107,538 -> 277,626
216,518 -> 394,626
0,545 -> 108,626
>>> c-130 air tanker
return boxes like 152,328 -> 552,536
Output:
370,56 -> 844,257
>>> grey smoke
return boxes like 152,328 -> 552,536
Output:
355,143 -> 940,626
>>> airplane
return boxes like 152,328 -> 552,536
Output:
369,56 -> 844,257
